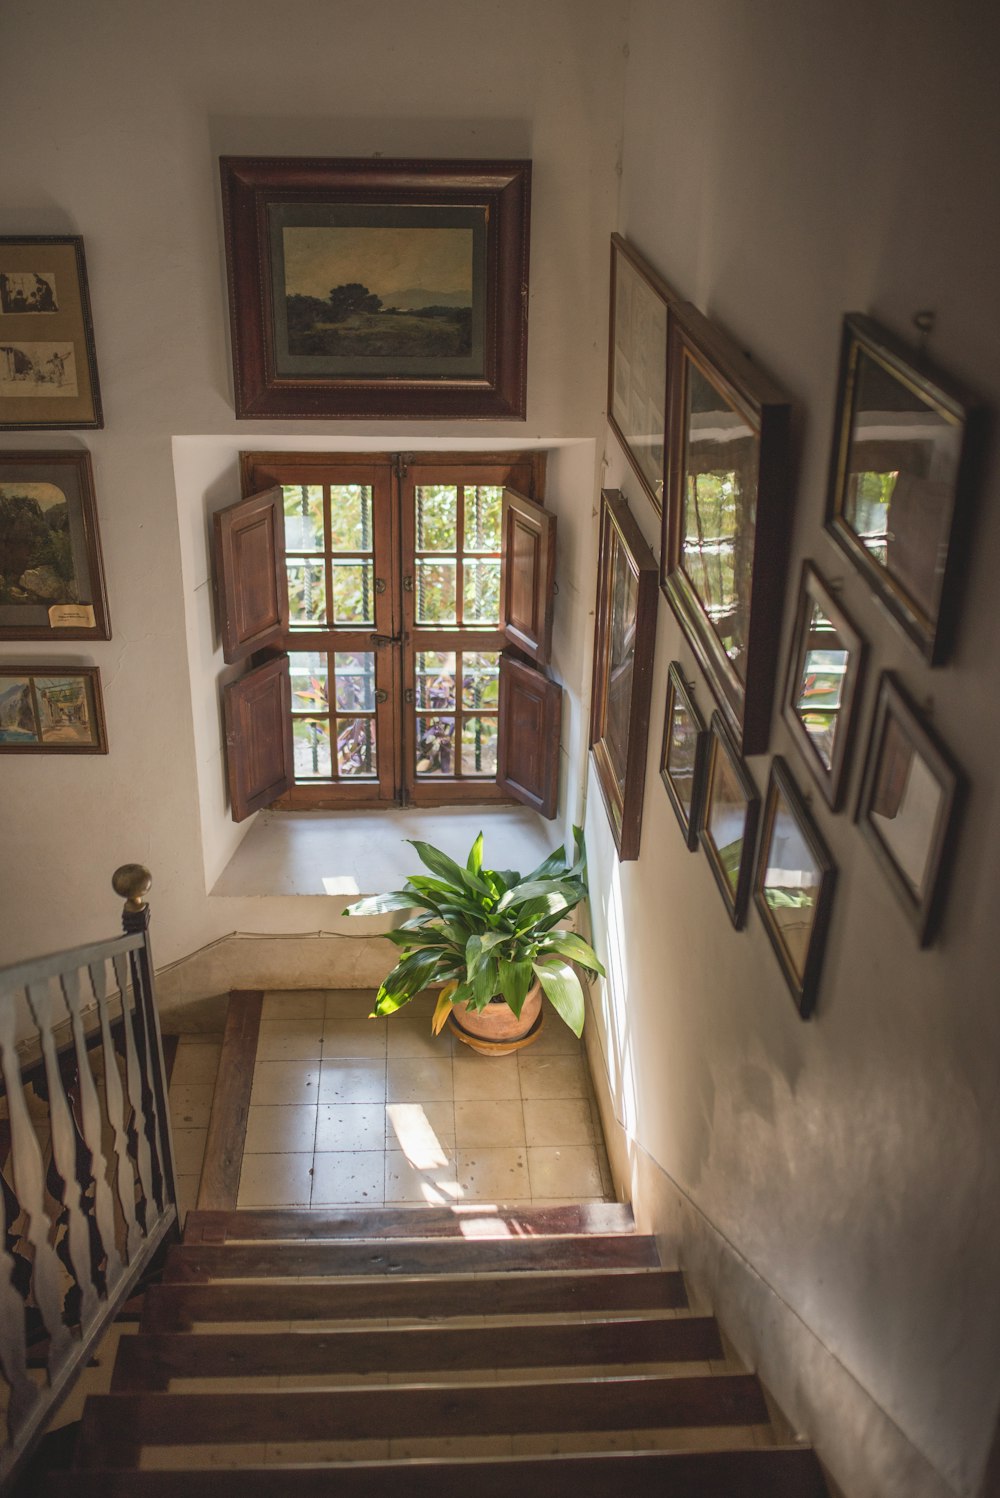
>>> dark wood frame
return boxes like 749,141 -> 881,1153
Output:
699,711 -> 759,929
589,489 -> 658,861
660,661 -> 709,850
855,671 -> 965,945
754,757 -> 837,1018
607,234 -> 679,514
824,314 -> 983,665
782,562 -> 866,811
0,663 -> 107,754
220,158 -> 531,421
0,236 -> 103,430
0,450 -> 110,640
661,300 -> 791,755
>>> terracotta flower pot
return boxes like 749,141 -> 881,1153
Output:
448,980 -> 544,1056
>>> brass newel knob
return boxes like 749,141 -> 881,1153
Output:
112,864 -> 152,912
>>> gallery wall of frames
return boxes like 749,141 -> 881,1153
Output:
597,235 -> 980,1017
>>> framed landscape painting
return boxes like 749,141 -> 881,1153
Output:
608,235 -> 678,513
0,237 -> 103,429
220,158 -> 531,420
0,664 -> 107,753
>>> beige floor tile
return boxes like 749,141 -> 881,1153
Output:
454,1099 -> 526,1147
527,1145 -> 604,1197
452,1052 -> 520,1100
312,1151 -> 384,1205
386,1057 -> 454,1103
517,1053 -> 588,1099
244,1104 -> 317,1155
172,1127 -> 208,1175
169,1046 -> 221,1086
319,1058 -> 387,1104
321,1018 -> 387,1059
386,1016 -> 454,1059
255,1018 -> 324,1061
262,991 -> 325,1020
250,1060 -> 321,1106
169,1083 -> 214,1129
384,1147 -> 460,1204
523,1097 -> 595,1145
525,1023 -> 585,1055
456,1146 -> 529,1199
315,1102 -> 385,1151
237,1152 -> 313,1208
527,1197 -> 608,1207
324,990 -> 380,1020
385,1100 -> 456,1150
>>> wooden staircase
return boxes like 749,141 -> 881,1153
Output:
44,1203 -> 826,1496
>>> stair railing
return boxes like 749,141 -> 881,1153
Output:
0,864 -> 177,1490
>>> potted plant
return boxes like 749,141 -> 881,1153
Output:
343,829 -> 605,1055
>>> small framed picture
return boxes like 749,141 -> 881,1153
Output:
660,662 -> 709,850
699,711 -> 760,928
753,757 -> 837,1018
855,672 -> 964,945
607,235 -> 678,513
0,665 -> 107,753
0,237 -> 103,430
782,562 -> 865,810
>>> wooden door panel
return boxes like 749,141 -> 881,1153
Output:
497,653 -> 562,819
500,488 -> 555,664
213,486 -> 287,664
223,656 -> 293,822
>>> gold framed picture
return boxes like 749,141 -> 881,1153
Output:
0,237 -> 103,430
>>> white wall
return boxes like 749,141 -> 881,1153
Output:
585,3 -> 1000,1496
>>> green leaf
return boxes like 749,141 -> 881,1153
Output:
539,932 -> 606,976
343,890 -> 422,918
467,831 -> 484,876
496,877 -> 582,913
407,840 -> 491,898
533,958 -> 585,1037
381,926 -> 450,950
497,957 -> 534,1016
513,892 -> 575,930
371,948 -> 444,1015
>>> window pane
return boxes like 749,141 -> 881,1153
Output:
289,651 -> 328,714
334,651 -> 375,712
461,716 -> 498,775
415,485 -> 457,552
463,559 -> 501,623
416,560 -> 457,624
331,560 -> 375,625
283,484 -> 324,551
329,485 -> 374,553
416,651 -> 456,709
461,652 -> 500,709
415,715 -> 456,776
293,718 -> 331,778
464,485 -> 503,552
336,717 -> 376,777
287,560 -> 327,626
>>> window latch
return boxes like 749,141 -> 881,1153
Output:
375,688 -> 388,705
369,633 -> 401,648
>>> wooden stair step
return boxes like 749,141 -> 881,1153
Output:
183,1202 -> 636,1243
142,1267 -> 688,1331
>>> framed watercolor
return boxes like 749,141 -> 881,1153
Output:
220,157 -> 531,421
699,711 -> 760,928
590,488 -> 658,861
825,314 -> 982,664
855,672 -> 964,945
660,661 -> 709,850
0,451 -> 110,640
782,562 -> 865,810
0,237 -> 103,430
0,665 -> 107,754
608,234 -> 678,513
661,300 -> 792,756
753,756 -> 837,1018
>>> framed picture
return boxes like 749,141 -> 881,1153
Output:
0,665 -> 107,753
782,562 -> 865,810
590,489 -> 658,861
0,237 -> 103,430
754,757 -> 837,1018
661,300 -> 792,755
660,661 -> 709,850
699,711 -> 760,928
220,157 -> 531,421
607,234 -> 678,513
855,672 -> 964,945
0,452 -> 110,640
825,314 -> 982,664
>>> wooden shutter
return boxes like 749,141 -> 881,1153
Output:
223,655 -> 293,822
213,485 -> 287,663
496,653 -> 562,819
500,487 -> 556,664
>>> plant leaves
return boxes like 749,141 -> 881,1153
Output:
343,890 -> 422,918
472,954 -> 500,1007
496,877 -> 582,913
408,840 -> 491,898
533,958 -> 585,1037
431,980 -> 458,1035
538,932 -> 606,976
467,832 -> 484,876
497,957 -> 534,1017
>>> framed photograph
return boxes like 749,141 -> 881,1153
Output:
782,562 -> 865,810
856,672 -> 964,945
608,234 -> 678,513
754,757 -> 837,1018
825,314 -> 982,664
0,237 -> 103,430
661,300 -> 792,755
590,488 -> 658,861
660,661 -> 709,850
220,157 -> 531,421
0,665 -> 107,753
699,711 -> 760,928
0,452 -> 110,640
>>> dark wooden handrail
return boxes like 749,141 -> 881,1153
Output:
0,866 -> 177,1490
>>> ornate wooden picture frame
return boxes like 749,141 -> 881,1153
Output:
782,562 -> 865,810
607,234 -> 678,513
660,661 -> 710,850
699,711 -> 760,928
0,236 -> 103,430
0,664 -> 107,753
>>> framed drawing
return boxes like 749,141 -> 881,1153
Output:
782,562 -> 865,810
590,489 -> 658,861
0,665 -> 107,753
660,661 -> 709,850
0,237 -> 103,430
0,452 -> 110,640
825,314 -> 982,664
661,300 -> 792,755
855,672 -> 964,945
699,711 -> 760,928
608,234 -> 678,513
220,157 -> 531,421
754,756 -> 837,1018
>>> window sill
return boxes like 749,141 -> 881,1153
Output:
210,804 -> 558,899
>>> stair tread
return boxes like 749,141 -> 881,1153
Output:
184,1202 -> 636,1243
